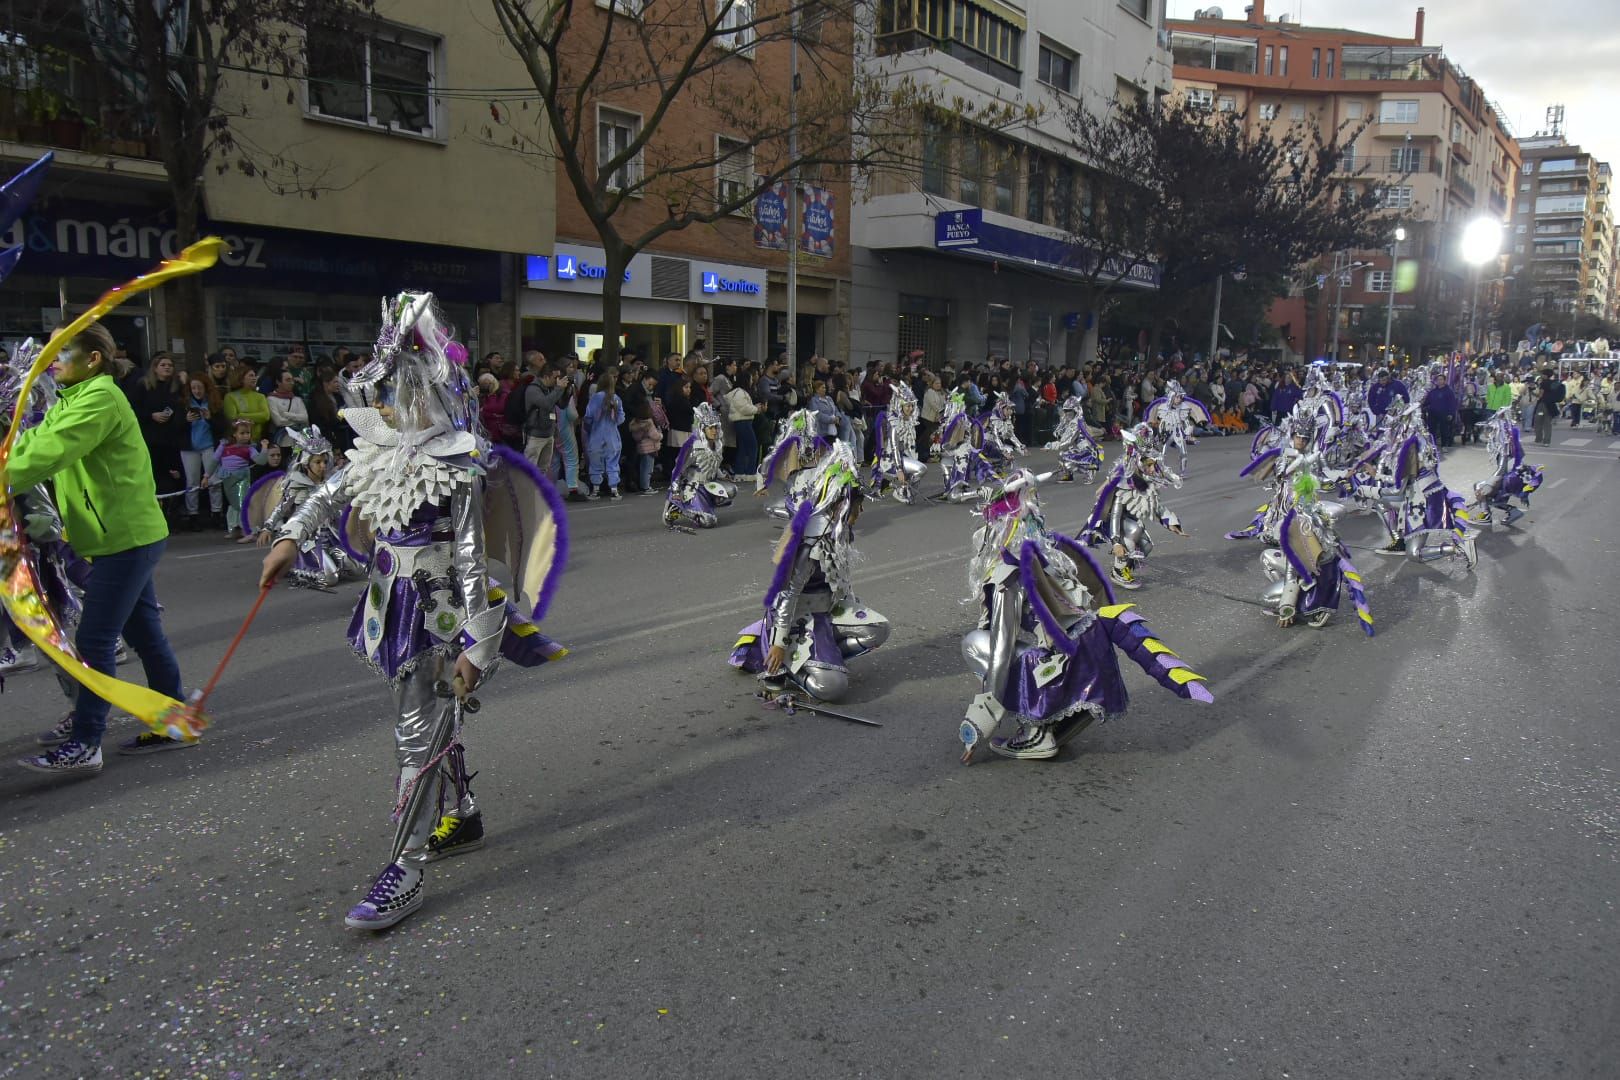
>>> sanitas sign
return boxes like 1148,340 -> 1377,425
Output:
700,270 -> 761,296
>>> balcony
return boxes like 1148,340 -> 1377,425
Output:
0,36 -> 161,162
1451,140 -> 1472,164
1336,152 -> 1443,176
1489,190 -> 1508,215
1170,32 -> 1257,75
1448,171 -> 1476,205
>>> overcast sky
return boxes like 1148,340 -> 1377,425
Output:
1166,0 -> 1620,166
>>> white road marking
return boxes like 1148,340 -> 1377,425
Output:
1549,477 -> 1568,489
1562,437 -> 1592,447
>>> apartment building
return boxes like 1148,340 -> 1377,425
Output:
1168,1 -> 1519,362
852,0 -> 1171,370
523,2 -> 853,370
1509,138 -> 1615,331
1,0 -> 552,364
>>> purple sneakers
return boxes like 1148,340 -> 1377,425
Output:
344,861 -> 424,930
18,740 -> 103,775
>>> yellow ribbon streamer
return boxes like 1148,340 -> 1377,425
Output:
0,238 -> 227,739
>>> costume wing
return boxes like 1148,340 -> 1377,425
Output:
482,444 -> 570,621
1081,470 -> 1122,540
1240,446 -> 1282,483
1051,532 -> 1116,607
1144,396 -> 1170,424
1394,435 -> 1423,486
339,505 -> 375,566
244,471 -> 286,534
1279,509 -> 1325,586
1186,397 -> 1213,425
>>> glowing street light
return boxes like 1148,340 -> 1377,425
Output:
1462,218 -> 1504,354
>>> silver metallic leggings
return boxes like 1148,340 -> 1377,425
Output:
392,657 -> 477,856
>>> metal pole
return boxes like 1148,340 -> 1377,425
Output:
1208,273 -> 1223,362
1382,239 -> 1398,363
1467,268 -> 1482,355
1328,253 -> 1345,362
785,7 -> 800,379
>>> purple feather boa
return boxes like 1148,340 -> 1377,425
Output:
764,500 -> 814,610
1084,468 -> 1123,537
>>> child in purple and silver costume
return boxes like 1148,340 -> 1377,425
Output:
260,292 -> 568,932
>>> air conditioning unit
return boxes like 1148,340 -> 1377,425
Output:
1276,12 -> 1292,22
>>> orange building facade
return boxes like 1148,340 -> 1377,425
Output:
1168,1 -> 1520,363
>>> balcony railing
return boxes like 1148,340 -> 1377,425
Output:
1489,191 -> 1508,214
0,40 -> 160,159
874,31 -> 1021,88
1449,171 -> 1476,204
1336,153 -> 1443,175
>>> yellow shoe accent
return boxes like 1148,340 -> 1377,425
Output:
1097,603 -> 1137,618
430,814 -> 462,845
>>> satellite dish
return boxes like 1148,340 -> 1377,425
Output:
1206,5 -> 1224,16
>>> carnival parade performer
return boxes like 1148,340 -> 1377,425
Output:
938,405 -> 997,503
258,292 -> 568,931
957,469 -> 1212,763
1365,401 -> 1478,570
1143,379 -> 1212,473
8,323 -> 196,772
731,442 -> 888,703
1227,406 -> 1331,543
980,393 -> 1026,470
868,381 -> 926,503
756,408 -> 828,520
1464,406 -> 1544,527
664,402 -> 736,532
1081,425 -> 1186,591
250,425 -> 362,589
1257,464 -> 1374,633
1045,395 -> 1104,484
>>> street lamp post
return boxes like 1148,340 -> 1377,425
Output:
1461,217 -> 1504,356
1382,225 -> 1406,364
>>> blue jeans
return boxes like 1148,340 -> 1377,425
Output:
71,539 -> 183,746
638,452 -> 655,490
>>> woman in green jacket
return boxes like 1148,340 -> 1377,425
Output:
223,361 -> 271,444
6,322 -> 193,774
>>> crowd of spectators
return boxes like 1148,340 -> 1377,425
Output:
17,330 -> 1611,539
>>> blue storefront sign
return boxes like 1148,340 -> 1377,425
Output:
6,201 -> 504,303
934,208 -> 982,249
700,269 -> 761,296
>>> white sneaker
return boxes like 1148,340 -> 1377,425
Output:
18,739 -> 103,776
989,724 -> 1059,760
344,861 -> 424,930
35,712 -> 76,746
0,646 -> 41,675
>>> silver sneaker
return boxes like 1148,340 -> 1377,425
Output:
0,646 -> 41,675
345,861 -> 424,930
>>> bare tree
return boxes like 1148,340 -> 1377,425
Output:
1058,95 -> 1393,361
489,0 -> 1005,358
4,0 -> 376,364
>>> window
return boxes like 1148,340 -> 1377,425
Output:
922,121 -> 946,195
1038,39 -> 1076,94
1522,162 -> 1534,175
1515,223 -> 1527,233
1514,243 -> 1525,254
1380,99 -> 1418,124
1450,117 -> 1464,144
1539,157 -> 1580,173
1376,185 -> 1413,209
1393,145 -> 1423,172
715,136 -> 751,211
1052,161 -> 1076,231
1535,195 -> 1587,215
1346,101 -> 1364,120
1118,0 -> 1150,20
307,25 -> 438,136
597,0 -> 651,13
598,107 -> 643,190
1264,45 -> 1273,76
991,144 -> 1017,214
987,303 -> 1013,357
950,1 -> 1022,68
1311,48 -> 1320,78
716,0 -> 755,53
1186,87 -> 1213,111
1025,156 -> 1046,224
1278,46 -> 1288,76
958,138 -> 982,207
1258,102 -> 1279,120
1519,182 -> 1530,192
1326,49 -> 1334,79
1289,103 -> 1305,121
1367,270 -> 1392,292
1217,94 -> 1236,113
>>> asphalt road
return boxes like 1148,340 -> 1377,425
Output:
2,425 -> 1617,1079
